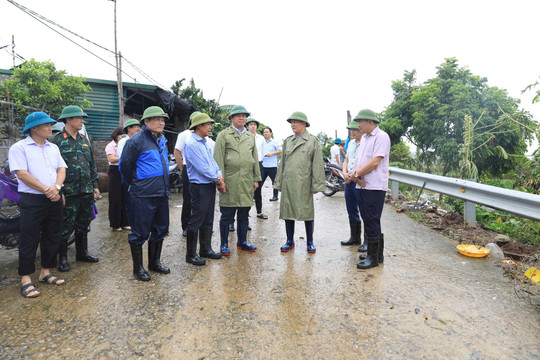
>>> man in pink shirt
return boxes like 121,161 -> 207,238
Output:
351,109 -> 390,269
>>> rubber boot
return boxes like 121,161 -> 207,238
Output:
237,217 -> 256,252
148,240 -> 170,273
270,189 -> 279,201
305,220 -> 316,253
75,232 -> 99,262
359,233 -> 384,264
358,233 -> 368,252
130,243 -> 151,281
280,220 -> 295,252
58,238 -> 70,272
186,230 -> 206,266
357,236 -> 380,269
341,221 -> 361,245
220,221 -> 231,256
199,226 -> 222,259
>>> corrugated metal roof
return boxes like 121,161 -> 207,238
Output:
84,81 -> 121,139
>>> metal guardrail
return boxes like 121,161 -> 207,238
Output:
388,167 -> 540,227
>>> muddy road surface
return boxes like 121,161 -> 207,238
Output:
1,186 -> 539,359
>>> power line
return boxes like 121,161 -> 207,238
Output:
6,0 -> 170,90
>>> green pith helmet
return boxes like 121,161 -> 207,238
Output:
353,109 -> 379,123
190,113 -> 214,130
246,117 -> 259,128
228,105 -> 250,119
58,105 -> 87,122
287,111 -> 310,127
141,106 -> 169,122
51,123 -> 63,133
122,119 -> 141,134
347,121 -> 360,130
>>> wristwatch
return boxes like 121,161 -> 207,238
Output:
55,184 -> 61,191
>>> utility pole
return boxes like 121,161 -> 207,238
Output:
113,0 -> 124,125
12,35 -> 15,68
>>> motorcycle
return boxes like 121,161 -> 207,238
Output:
323,157 -> 345,196
169,155 -> 183,191
0,171 -> 20,248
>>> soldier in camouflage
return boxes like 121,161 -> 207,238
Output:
50,105 -> 100,272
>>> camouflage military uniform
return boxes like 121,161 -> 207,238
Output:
50,129 -> 98,265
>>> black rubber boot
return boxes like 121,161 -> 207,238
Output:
130,243 -> 151,281
341,221 -> 361,245
148,240 -> 170,273
75,232 -> 99,262
305,220 -> 316,253
280,220 -> 295,252
199,226 -> 222,259
270,189 -> 279,201
357,236 -> 380,269
360,233 -> 384,263
357,233 -> 368,252
58,238 -> 70,272
220,221 -> 231,256
186,231 -> 206,266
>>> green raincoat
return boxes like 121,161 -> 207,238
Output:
274,129 -> 325,221
214,126 -> 261,207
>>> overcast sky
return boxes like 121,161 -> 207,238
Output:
1,0 -> 539,151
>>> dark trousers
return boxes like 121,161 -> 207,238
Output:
253,162 -> 263,213
128,196 -> 169,246
18,193 -> 63,276
62,193 -> 94,241
345,182 -> 362,222
108,165 -> 129,228
358,189 -> 386,237
181,169 -> 191,230
187,183 -> 216,232
220,207 -> 250,244
261,166 -> 277,186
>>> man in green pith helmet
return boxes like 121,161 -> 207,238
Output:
351,109 -> 390,270
274,111 -> 325,253
50,105 -> 100,272
120,106 -> 171,281
117,119 -> 141,157
340,120 -> 365,248
213,105 -> 261,256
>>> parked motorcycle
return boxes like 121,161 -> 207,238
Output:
169,155 -> 183,191
0,172 -> 20,248
323,157 -> 345,196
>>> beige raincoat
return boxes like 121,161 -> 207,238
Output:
214,126 -> 261,207
274,130 -> 325,221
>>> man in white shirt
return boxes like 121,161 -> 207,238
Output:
330,138 -> 342,166
117,119 -> 141,157
247,118 -> 268,220
174,112 -> 199,237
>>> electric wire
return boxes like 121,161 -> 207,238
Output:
6,0 -> 168,89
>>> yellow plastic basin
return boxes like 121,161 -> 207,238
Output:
457,244 -> 491,258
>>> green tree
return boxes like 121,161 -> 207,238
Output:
0,59 -> 92,129
382,58 -> 536,177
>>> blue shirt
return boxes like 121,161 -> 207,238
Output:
233,126 -> 247,135
262,139 -> 282,168
9,136 -> 67,194
184,133 -> 222,184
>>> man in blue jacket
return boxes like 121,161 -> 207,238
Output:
120,106 -> 171,281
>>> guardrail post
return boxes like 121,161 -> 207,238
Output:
463,179 -> 477,227
391,180 -> 399,200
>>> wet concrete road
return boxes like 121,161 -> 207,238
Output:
0,185 -> 539,359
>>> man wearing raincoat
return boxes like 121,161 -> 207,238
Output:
274,111 -> 326,253
213,105 -> 261,256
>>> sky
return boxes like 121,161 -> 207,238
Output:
1,0 -> 539,151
